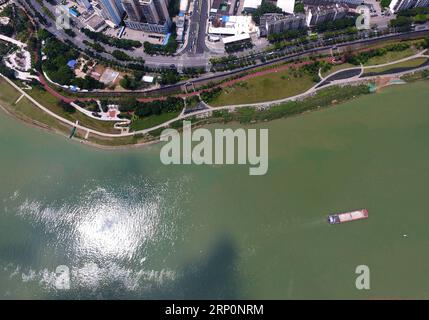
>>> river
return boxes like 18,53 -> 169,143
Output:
1,81 -> 429,299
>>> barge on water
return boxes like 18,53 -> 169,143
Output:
327,209 -> 368,225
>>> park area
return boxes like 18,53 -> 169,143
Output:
209,68 -> 315,107
0,78 -> 71,133
363,58 -> 429,76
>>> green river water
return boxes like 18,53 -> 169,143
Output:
1,81 -> 429,299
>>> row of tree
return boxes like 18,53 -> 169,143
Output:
143,27 -> 178,56
117,97 -> 184,118
80,28 -> 142,50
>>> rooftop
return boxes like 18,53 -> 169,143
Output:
276,0 -> 296,14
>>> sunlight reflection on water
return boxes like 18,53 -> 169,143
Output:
9,177 -> 189,294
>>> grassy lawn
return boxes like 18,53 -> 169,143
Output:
27,86 -> 120,134
0,79 -> 154,146
321,63 -> 355,78
209,70 -> 315,107
363,58 -> 428,75
87,134 -> 150,147
13,97 -> 72,132
0,79 -> 22,105
0,80 -> 72,133
130,112 -> 180,131
363,47 -> 419,66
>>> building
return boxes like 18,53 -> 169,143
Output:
176,14 -> 186,42
305,3 -> 348,26
140,0 -> 160,24
97,0 -> 125,26
277,0 -> 296,14
84,13 -> 107,31
222,33 -> 251,44
243,0 -> 263,12
77,0 -> 93,10
124,19 -> 169,32
416,0 -> 429,7
122,0 -> 143,21
180,0 -> 189,12
208,15 -> 256,36
259,13 -> 306,36
153,0 -> 171,24
122,0 -> 172,34
302,0 -> 361,6
389,0 -> 429,12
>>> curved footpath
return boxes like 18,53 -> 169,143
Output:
2,52 -> 429,140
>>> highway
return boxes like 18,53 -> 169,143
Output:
182,0 -> 209,55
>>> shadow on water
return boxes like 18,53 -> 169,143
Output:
166,236 -> 240,300
54,236 -> 241,300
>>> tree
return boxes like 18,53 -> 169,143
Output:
119,97 -> 138,112
111,50 -> 132,61
58,100 -> 75,113
49,65 -> 75,85
119,74 -> 141,90
294,2 -> 305,13
380,0 -> 392,8
159,69 -> 181,85
0,61 -> 16,79
252,1 -> 283,25
389,16 -> 412,29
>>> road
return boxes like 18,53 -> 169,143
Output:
57,28 -> 429,99
20,0 -> 429,71
182,0 -> 209,55
20,0 -> 209,69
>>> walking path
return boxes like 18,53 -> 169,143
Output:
1,75 -> 121,138
0,34 -> 27,48
2,51 -> 429,141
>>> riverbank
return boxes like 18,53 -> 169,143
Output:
1,53 -> 428,149
0,76 -> 420,149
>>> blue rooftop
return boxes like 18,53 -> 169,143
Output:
69,8 -> 79,17
67,59 -> 77,69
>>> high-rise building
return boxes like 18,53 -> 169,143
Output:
122,0 -> 143,22
122,0 -> 172,33
97,0 -> 125,26
389,0 -> 429,12
153,0 -> 171,24
140,0 -> 160,24
416,0 -> 429,7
